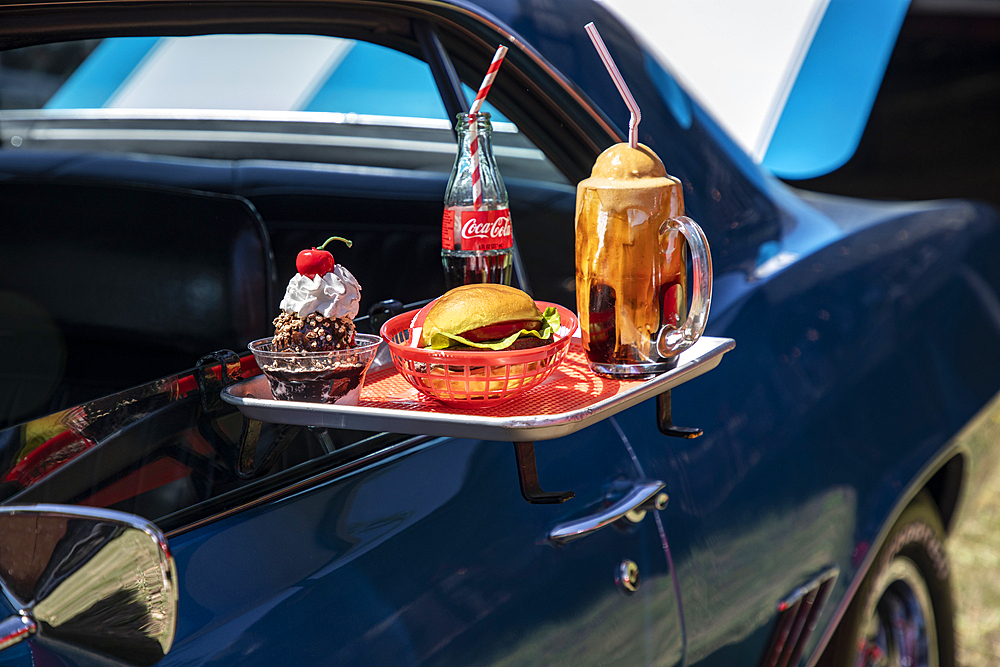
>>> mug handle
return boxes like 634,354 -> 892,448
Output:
656,215 -> 713,358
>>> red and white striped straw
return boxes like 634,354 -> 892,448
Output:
469,45 -> 508,210
584,22 -> 641,148
470,45 -> 508,116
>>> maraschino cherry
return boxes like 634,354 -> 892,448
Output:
296,236 -> 352,278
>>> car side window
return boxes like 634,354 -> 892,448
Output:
0,35 -> 566,183
43,35 -> 450,116
0,29 -> 575,531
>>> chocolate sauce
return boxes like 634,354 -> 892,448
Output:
264,363 -> 365,403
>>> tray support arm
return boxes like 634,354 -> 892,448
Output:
513,441 -> 575,504
236,419 -> 300,480
656,389 -> 703,438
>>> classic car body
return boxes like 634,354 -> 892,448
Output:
1,1 -> 999,666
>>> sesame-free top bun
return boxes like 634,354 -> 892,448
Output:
420,284 -> 542,347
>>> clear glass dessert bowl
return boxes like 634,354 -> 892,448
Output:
248,333 -> 381,405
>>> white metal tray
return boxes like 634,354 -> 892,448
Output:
222,336 -> 735,442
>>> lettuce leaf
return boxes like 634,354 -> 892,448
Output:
426,307 -> 561,350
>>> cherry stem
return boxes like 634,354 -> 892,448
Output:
317,236 -> 352,250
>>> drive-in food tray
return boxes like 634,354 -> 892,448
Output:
222,335 -> 735,443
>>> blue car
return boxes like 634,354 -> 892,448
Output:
1,2 -> 998,667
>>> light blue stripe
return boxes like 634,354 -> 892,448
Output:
461,84 -> 509,122
304,41 -> 448,118
763,0 -> 910,179
45,36 -> 161,109
303,40 -> 511,122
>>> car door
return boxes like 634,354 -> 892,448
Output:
158,420 -> 683,666
0,367 -> 684,667
0,8 -> 686,666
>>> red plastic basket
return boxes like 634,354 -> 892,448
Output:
380,302 -> 578,407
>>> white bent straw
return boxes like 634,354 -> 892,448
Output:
584,22 -> 641,148
469,45 -> 508,210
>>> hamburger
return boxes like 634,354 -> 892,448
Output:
419,284 -> 560,350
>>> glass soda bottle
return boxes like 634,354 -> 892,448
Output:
441,111 -> 513,289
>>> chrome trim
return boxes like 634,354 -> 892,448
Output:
778,565 -> 839,611
164,434 -> 438,538
20,126 -> 545,160
763,566 -> 838,667
0,505 -> 177,664
2,108 -> 520,134
617,560 -> 640,594
624,491 -> 668,523
549,480 -> 665,545
0,614 -> 35,652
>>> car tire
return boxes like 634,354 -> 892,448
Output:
821,491 -> 955,667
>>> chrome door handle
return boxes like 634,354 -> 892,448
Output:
549,480 -> 666,544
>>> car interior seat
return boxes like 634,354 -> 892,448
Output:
0,180 -> 276,427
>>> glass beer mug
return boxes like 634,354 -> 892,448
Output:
576,143 -> 712,378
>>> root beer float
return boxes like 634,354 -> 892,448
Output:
575,143 -> 712,378
577,24 -> 712,379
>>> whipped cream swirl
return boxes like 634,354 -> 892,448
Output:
279,264 -> 361,320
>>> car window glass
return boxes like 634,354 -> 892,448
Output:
0,35 -> 561,182
0,29 -> 578,530
17,35 -> 506,120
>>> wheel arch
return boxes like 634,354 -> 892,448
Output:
811,487 -> 957,667
924,452 -> 965,535
807,449 -> 967,667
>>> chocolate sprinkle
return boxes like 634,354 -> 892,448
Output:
273,312 -> 356,352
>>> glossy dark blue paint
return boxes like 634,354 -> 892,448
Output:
456,2 -> 1000,663
162,428 -> 684,666
2,1 -> 999,666
616,197 -> 1000,664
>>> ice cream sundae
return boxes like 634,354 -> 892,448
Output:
250,237 -> 380,404
273,237 -> 361,352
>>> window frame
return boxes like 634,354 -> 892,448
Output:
0,0 -> 621,183
0,0 -> 621,534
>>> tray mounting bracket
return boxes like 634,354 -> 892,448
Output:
513,441 -> 575,504
657,389 -> 703,439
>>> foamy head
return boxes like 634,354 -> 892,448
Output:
578,143 -> 680,211
590,142 -> 667,180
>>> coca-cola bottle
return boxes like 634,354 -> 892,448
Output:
441,111 -> 513,289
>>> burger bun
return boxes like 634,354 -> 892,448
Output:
419,284 -> 542,347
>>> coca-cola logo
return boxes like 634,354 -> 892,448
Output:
461,214 -> 512,240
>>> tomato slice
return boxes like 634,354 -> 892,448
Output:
461,319 -> 542,343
